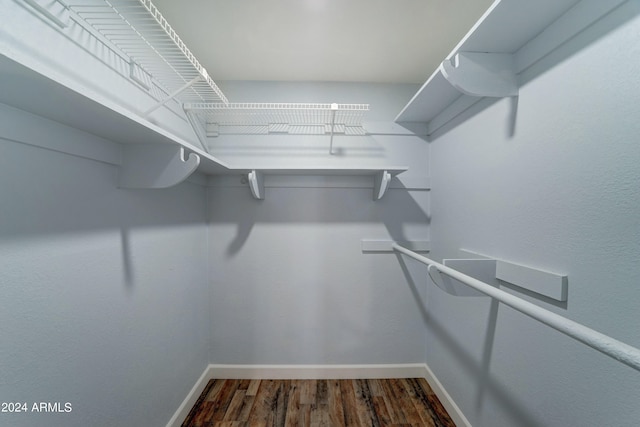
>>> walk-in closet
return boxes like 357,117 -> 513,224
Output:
1,0 -> 639,426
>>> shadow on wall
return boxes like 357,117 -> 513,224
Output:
207,178 -> 431,365
396,254 -> 544,427
1,140 -> 208,292
206,135 -> 387,159
208,178 -> 430,257
0,142 -> 208,240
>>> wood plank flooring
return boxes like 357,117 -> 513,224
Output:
181,378 -> 456,427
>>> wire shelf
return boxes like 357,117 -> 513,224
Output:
67,0 -> 228,105
184,103 -> 369,136
49,1 -> 370,142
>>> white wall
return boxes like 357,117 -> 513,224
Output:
0,108 -> 210,427
207,82 -> 431,365
426,3 -> 640,426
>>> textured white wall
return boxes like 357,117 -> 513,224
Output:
427,3 -> 640,427
208,185 -> 430,364
207,82 -> 431,365
0,111 -> 210,427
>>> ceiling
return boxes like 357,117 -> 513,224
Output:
151,0 -> 495,84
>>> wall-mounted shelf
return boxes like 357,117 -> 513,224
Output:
62,0 -> 371,152
184,103 -> 369,137
3,0 -> 394,194
361,240 -> 430,253
244,167 -> 407,200
0,51 -> 232,183
424,251 -> 568,302
395,0 -> 627,136
67,0 -> 228,111
0,54 -> 405,196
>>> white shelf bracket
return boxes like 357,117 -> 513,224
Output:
439,259 -> 496,297
118,144 -> 200,189
427,264 -> 449,292
440,52 -> 518,97
373,170 -> 392,200
460,250 -> 568,301
329,103 -> 338,155
184,110 -> 211,154
248,170 -> 265,200
143,75 -> 202,117
361,240 -> 430,253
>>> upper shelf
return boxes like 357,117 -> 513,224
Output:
395,0 -> 627,136
3,0 -> 404,197
245,167 -> 407,201
67,0 -> 228,107
65,0 -> 370,137
184,103 -> 369,137
0,51 -> 403,195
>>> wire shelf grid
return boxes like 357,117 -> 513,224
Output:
67,0 -> 228,105
185,103 -> 369,135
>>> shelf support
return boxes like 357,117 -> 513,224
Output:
248,170 -> 265,200
118,144 -> 200,189
361,240 -> 430,253
143,75 -> 202,117
184,110 -> 211,153
373,170 -> 392,200
329,103 -> 338,155
460,249 -> 569,302
440,52 -> 518,97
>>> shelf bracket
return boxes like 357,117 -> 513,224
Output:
248,170 -> 265,200
438,259 -> 495,297
459,250 -> 568,301
373,170 -> 392,200
143,75 -> 202,117
184,110 -> 212,154
440,52 -> 518,97
427,264 -> 449,292
329,103 -> 338,155
118,144 -> 200,189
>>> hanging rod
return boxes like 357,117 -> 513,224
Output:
392,243 -> 640,373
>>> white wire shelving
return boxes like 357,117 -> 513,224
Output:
67,0 -> 229,111
6,0 -> 401,194
57,1 -> 370,149
184,102 -> 370,137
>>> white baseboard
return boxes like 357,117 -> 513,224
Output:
166,365 -> 215,427
423,361 -> 472,427
167,363 -> 470,427
209,363 -> 428,379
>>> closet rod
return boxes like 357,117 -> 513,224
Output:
392,243 -> 640,373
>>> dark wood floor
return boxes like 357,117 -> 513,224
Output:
181,378 -> 456,427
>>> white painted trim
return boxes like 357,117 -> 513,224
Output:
209,363 -> 428,380
166,363 -> 471,427
362,239 -> 430,253
423,361 -> 472,427
165,365 -> 214,427
461,249 -> 568,301
0,102 -> 121,166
